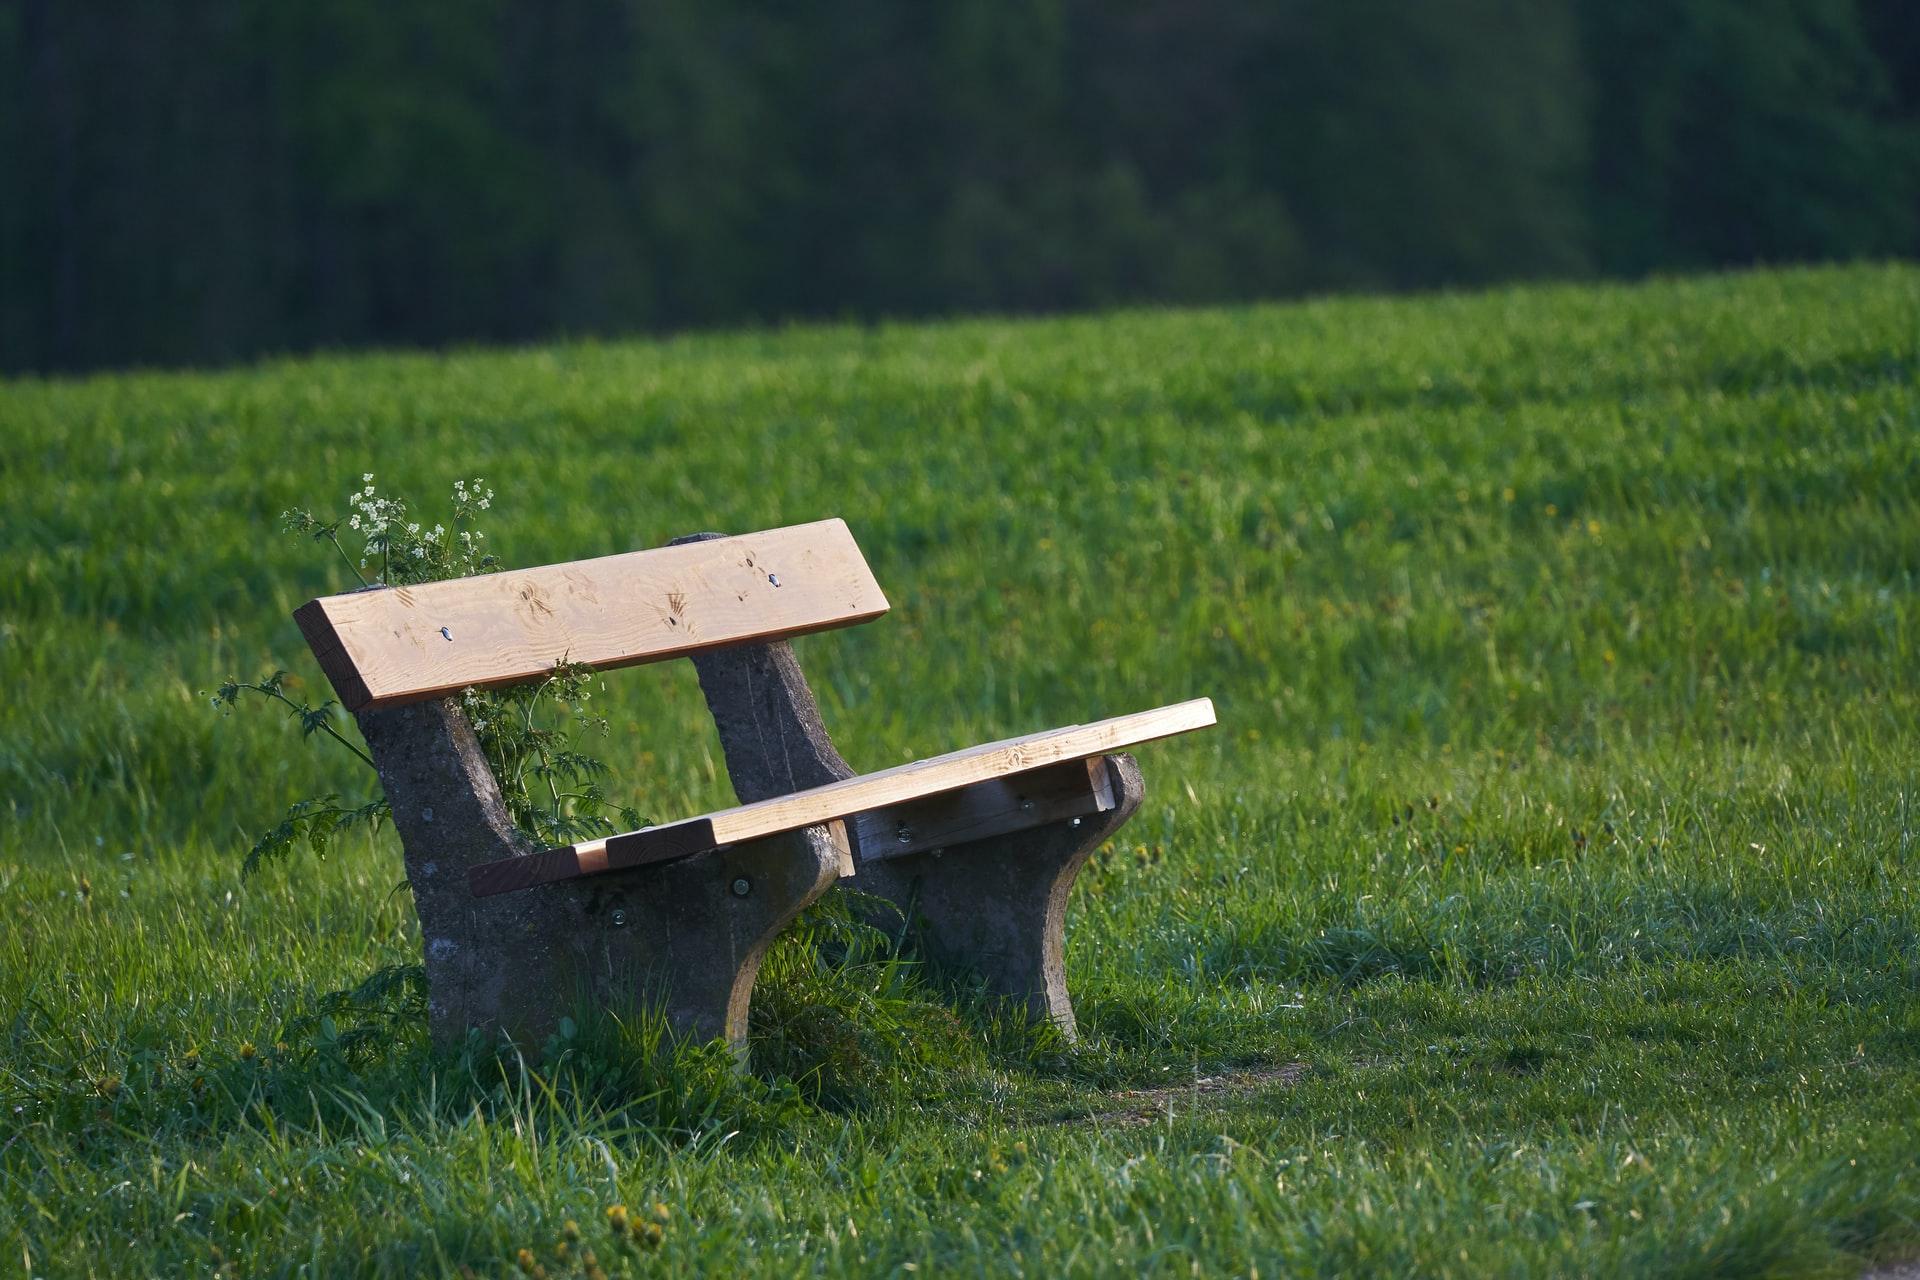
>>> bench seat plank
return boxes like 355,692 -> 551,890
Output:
467,697 -> 1216,896
296,519 -> 888,711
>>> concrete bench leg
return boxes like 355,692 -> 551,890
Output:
680,609 -> 1145,1040
357,700 -> 840,1065
844,753 -> 1143,1037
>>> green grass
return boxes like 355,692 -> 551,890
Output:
3,263 -> 1918,1277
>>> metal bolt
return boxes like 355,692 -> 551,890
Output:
731,877 -> 752,898
1071,816 -> 1082,827
896,825 -> 912,844
610,909 -> 628,926
1020,798 -> 1034,812
421,807 -> 434,822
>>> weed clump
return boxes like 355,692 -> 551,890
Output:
751,891 -> 987,1110
215,474 -> 641,877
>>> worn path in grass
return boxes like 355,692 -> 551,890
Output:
2,263 -> 1917,1276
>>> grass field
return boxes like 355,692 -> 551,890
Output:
3,263 -> 1918,1277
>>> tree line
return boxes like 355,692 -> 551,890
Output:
3,0 -> 1915,374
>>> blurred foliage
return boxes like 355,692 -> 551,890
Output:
2,0 -> 1915,374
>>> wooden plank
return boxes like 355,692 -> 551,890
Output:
294,519 -> 888,711
675,698 -> 1212,853
465,817 -> 719,898
848,757 -> 1114,861
467,698 -> 1215,896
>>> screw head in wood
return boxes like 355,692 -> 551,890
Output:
610,909 -> 628,926
731,877 -> 752,897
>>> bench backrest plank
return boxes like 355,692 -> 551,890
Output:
295,519 -> 888,711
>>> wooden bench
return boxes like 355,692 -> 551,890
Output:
295,519 -> 1214,1064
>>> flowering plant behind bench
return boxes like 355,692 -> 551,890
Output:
212,474 -> 641,878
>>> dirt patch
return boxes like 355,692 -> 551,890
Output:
1064,1063 -> 1311,1127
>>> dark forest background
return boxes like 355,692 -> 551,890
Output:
4,0 -> 1917,375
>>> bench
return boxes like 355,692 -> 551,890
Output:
294,519 -> 1214,1064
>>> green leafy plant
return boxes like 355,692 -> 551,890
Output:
282,472 -> 500,587
281,963 -> 430,1068
458,665 -> 641,848
214,474 -> 639,874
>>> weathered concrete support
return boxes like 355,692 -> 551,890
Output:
845,754 -> 1142,1037
358,699 -> 840,1062
673,531 -> 859,799
674,528 -> 1143,1039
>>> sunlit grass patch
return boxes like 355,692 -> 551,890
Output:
2,262 -> 1917,1275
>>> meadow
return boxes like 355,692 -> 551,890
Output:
2,263 -> 1917,1277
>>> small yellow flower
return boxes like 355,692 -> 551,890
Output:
605,1205 -> 629,1234
562,1220 -> 580,1242
240,1042 -> 257,1060
515,1248 -> 536,1273
652,1202 -> 671,1224
637,1221 -> 664,1248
